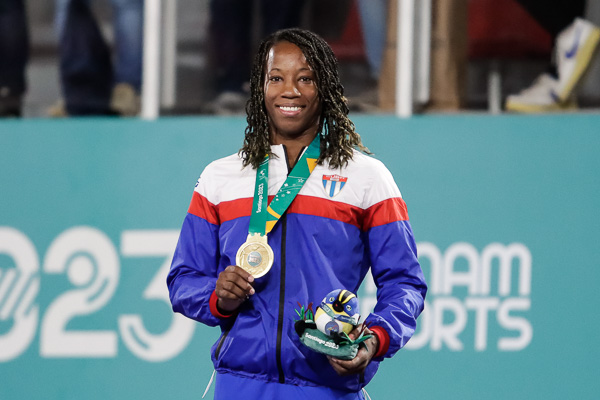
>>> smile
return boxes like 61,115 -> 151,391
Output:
278,106 -> 302,112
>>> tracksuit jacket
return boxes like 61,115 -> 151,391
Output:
167,144 -> 427,392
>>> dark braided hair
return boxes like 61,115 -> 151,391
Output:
240,28 -> 370,169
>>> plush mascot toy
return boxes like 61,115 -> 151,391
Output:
294,289 -> 372,360
314,289 -> 360,336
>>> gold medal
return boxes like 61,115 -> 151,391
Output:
236,233 -> 274,278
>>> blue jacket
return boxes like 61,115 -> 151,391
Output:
167,145 -> 427,392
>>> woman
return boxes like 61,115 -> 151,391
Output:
168,28 -> 426,399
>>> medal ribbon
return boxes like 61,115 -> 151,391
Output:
249,134 -> 320,236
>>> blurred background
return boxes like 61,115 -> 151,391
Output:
12,0 -> 600,117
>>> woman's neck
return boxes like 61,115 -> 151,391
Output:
271,131 -> 317,169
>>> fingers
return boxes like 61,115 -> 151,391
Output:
216,265 -> 255,299
215,265 -> 255,312
327,350 -> 369,376
327,325 -> 379,376
347,325 -> 362,341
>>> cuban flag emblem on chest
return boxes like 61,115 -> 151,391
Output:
322,174 -> 348,197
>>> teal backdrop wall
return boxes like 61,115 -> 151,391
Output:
1,114 -> 599,399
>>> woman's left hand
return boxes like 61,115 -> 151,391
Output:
327,324 -> 379,376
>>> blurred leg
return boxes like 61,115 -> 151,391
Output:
0,0 -> 29,116
260,0 -> 306,36
426,0 -> 468,110
55,0 -> 72,39
209,0 -> 253,93
111,0 -> 143,91
357,0 -> 387,79
59,0 -> 113,115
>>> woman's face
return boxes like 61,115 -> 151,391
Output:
263,41 -> 322,141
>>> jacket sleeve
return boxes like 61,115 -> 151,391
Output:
362,163 -> 427,358
167,173 -> 225,327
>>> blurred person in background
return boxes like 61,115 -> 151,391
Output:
48,0 -> 143,116
356,0 -> 386,84
506,0 -> 600,112
207,0 -> 306,115
351,0 -> 387,112
0,0 -> 29,117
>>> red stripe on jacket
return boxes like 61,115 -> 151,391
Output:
362,197 -> 409,230
188,191 -> 219,225
214,195 -> 362,228
288,196 -> 363,229
189,193 -> 408,230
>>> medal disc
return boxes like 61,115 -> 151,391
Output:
236,235 -> 274,278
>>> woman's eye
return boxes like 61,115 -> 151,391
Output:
269,76 -> 282,82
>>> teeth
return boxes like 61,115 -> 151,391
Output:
280,106 -> 301,112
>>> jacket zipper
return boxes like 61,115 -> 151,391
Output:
275,146 -> 297,384
276,214 -> 287,383
215,329 -> 230,359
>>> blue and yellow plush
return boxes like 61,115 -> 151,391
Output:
294,289 -> 371,360
314,289 -> 360,337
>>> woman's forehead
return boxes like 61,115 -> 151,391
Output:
265,41 -> 312,70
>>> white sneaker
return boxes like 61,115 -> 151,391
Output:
505,73 -> 578,113
554,18 -> 600,102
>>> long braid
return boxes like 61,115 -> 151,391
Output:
239,28 -> 370,169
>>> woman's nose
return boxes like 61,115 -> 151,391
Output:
282,80 -> 300,97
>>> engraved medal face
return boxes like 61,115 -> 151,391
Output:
236,234 -> 274,278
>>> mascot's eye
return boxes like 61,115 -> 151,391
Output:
329,297 -> 335,303
346,305 -> 352,312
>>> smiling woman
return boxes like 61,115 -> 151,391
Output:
167,28 -> 427,400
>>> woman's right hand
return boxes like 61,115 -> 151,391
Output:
215,265 -> 255,313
